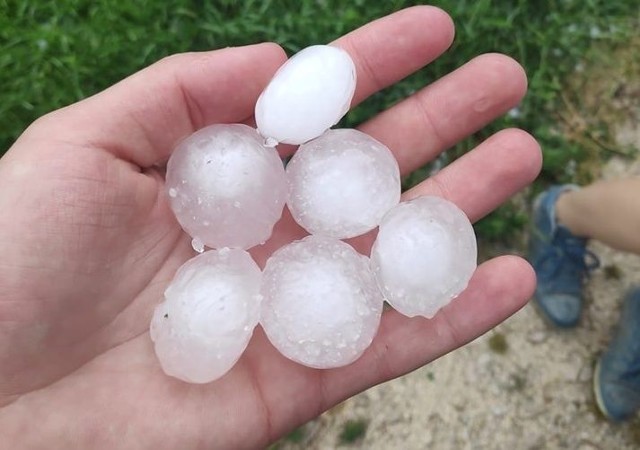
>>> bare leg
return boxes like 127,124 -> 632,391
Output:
555,178 -> 640,255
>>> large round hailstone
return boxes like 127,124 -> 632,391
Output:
150,249 -> 262,383
255,45 -> 357,145
260,235 -> 383,369
166,123 -> 287,250
286,129 -> 401,239
371,196 -> 477,319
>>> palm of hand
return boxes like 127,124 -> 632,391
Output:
0,7 -> 541,449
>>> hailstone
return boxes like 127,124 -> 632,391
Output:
150,248 -> 262,383
255,45 -> 357,145
166,123 -> 286,250
371,196 -> 477,319
286,128 -> 401,239
260,235 -> 384,369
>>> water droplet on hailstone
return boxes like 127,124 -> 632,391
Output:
191,237 -> 205,253
150,248 -> 262,383
260,235 -> 383,368
371,196 -> 477,319
165,123 -> 286,249
287,129 -> 400,239
255,45 -> 357,145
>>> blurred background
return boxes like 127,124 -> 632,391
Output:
1,1 -> 639,448
1,0 -> 638,242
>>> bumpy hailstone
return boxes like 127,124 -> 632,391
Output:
286,128 -> 401,239
260,235 -> 384,369
255,45 -> 357,145
166,123 -> 287,250
150,248 -> 262,383
371,196 -> 477,319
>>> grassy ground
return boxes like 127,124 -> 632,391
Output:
1,0 -> 638,237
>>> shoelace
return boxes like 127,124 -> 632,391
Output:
536,234 -> 600,280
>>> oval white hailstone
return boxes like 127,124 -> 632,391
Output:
255,45 -> 357,145
150,248 -> 262,383
260,235 -> 383,369
371,196 -> 477,319
286,128 -> 401,239
165,123 -> 287,250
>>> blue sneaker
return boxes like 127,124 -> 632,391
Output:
528,185 -> 599,328
594,287 -> 640,422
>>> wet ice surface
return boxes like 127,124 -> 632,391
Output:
150,248 -> 262,383
371,196 -> 477,319
155,43 -> 479,382
255,45 -> 356,145
165,123 -> 287,250
287,129 -> 401,239
260,235 -> 384,369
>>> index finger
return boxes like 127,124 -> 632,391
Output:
334,6 -> 455,107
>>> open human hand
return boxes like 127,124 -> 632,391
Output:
0,6 -> 541,449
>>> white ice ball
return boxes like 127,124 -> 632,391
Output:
371,196 -> 477,319
255,45 -> 357,145
286,129 -> 401,239
260,235 -> 383,369
166,124 -> 287,250
150,248 -> 262,383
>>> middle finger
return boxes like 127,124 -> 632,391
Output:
359,53 -> 528,175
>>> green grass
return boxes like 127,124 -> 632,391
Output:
1,0 -> 638,238
338,418 -> 369,445
488,331 -> 509,355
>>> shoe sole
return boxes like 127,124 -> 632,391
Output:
593,358 -> 618,422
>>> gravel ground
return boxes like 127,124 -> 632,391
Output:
275,122 -> 640,450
